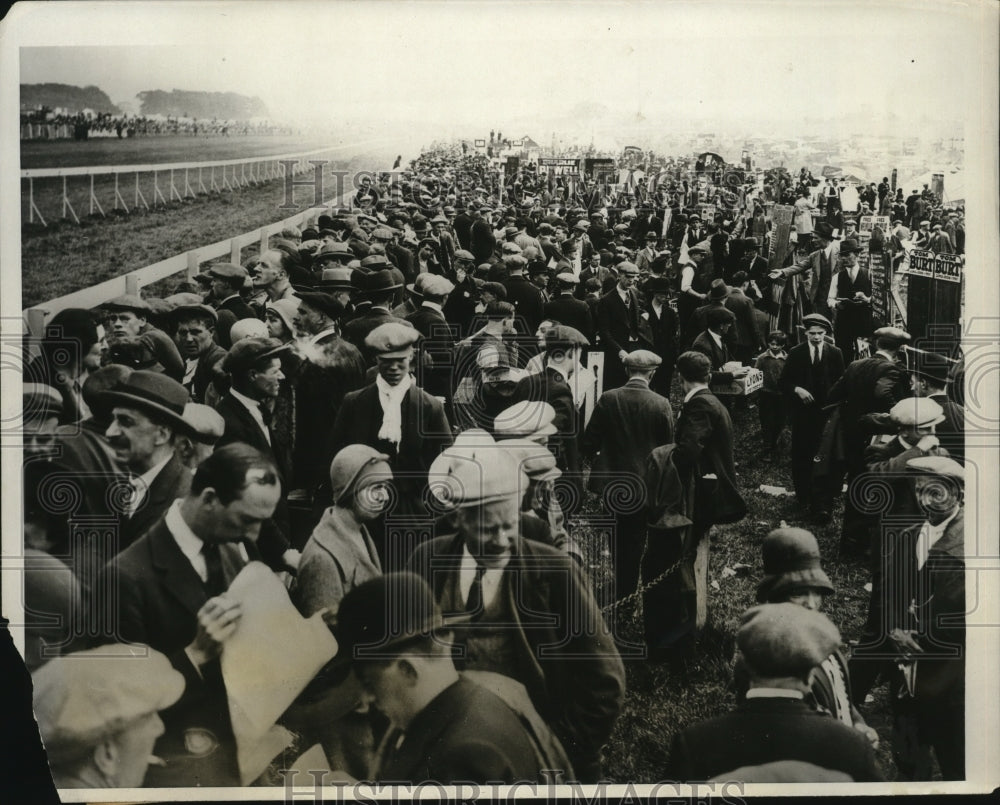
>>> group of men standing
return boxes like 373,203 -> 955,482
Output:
18,144 -> 969,788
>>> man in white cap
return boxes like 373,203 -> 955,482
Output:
408,440 -> 625,783
582,349 -> 675,602
850,396 -> 949,707
884,456 -> 965,780
331,322 -> 453,569
33,645 -> 185,788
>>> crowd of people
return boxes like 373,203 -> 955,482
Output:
19,142 -> 967,788
20,110 -> 296,140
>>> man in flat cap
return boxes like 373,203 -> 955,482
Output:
103,370 -> 196,552
442,249 -> 479,338
174,403 -> 224,471
503,255 -> 545,342
331,322 -> 453,568
101,295 -> 185,381
33,645 -> 185,788
544,273 -> 595,343
676,244 -> 714,349
406,273 -> 457,399
849,397 -> 950,707
205,264 -> 256,349
826,325 -> 913,555
883,456 -> 966,780
779,312 -> 845,521
335,572 -> 571,783
171,303 -> 227,405
98,444 -> 284,786
909,350 -> 964,463
668,604 -> 883,782
582,349 -> 675,604
408,443 -> 625,782
597,261 -> 654,391
27,308 -> 104,425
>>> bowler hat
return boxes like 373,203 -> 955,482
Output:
839,238 -> 863,254
645,276 -> 672,295
707,306 -> 736,327
814,222 -> 839,241
101,370 -> 190,433
296,291 -> 346,321
707,280 -> 731,301
364,269 -> 403,294
317,267 -> 355,291
756,528 -> 835,603
335,572 -> 463,662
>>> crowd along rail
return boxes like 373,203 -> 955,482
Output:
21,144 -> 354,226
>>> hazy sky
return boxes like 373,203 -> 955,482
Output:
11,0 -> 995,138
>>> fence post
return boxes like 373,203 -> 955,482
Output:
125,273 -> 140,297
230,236 -> 241,265
259,226 -> 269,252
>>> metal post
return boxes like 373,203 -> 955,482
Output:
89,173 -> 105,217
62,176 -> 80,223
28,177 -> 47,226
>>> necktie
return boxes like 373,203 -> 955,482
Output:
126,474 -> 145,517
260,402 -> 273,428
812,346 -> 819,365
202,542 -> 226,597
466,564 -> 487,616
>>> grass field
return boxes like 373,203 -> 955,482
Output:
20,134 -> 346,170
18,143 -> 400,308
583,389 -> 900,783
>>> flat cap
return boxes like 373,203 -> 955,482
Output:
889,396 -> 945,428
170,303 -> 217,324
801,313 -> 833,332
365,322 -> 420,358
32,645 -> 185,764
371,227 -> 395,240
707,306 -> 737,327
737,603 -> 842,679
616,261 -> 640,275
624,349 -> 662,370
497,438 -> 561,481
23,383 -> 64,421
494,400 -> 557,439
873,326 -> 911,347
555,272 -> 578,285
100,294 -> 151,314
420,274 -> 454,297
906,455 -> 965,481
208,262 -> 248,281
505,254 -> 528,269
501,242 -> 524,255
479,281 -> 507,300
181,403 -> 226,445
222,337 -> 288,374
360,254 -> 392,270
688,242 -> 709,254
545,324 -> 590,349
910,350 -> 952,386
428,435 -> 524,508
229,317 -> 269,342
454,249 -> 476,262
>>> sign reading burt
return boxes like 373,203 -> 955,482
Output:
934,252 -> 962,283
908,248 -> 935,277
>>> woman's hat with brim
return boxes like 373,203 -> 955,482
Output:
756,527 -> 835,603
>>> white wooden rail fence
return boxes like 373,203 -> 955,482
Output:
21,145 -> 348,226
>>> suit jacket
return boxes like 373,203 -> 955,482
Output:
187,343 -> 228,404
101,516 -> 249,787
725,289 -> 759,350
645,300 -> 678,369
668,697 -> 883,782
582,377 -> 675,494
785,245 -> 839,316
673,388 -> 746,525
471,218 -> 497,263
372,677 -> 549,784
330,382 -> 453,516
861,436 -> 948,521
406,534 -> 625,775
504,275 -> 545,336
406,304 -> 457,398
890,509 -> 965,706
779,341 -> 845,412
543,294 -> 595,343
928,392 -> 964,463
596,287 -> 653,356
121,454 -> 192,552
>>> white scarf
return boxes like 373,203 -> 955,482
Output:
376,372 -> 412,446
